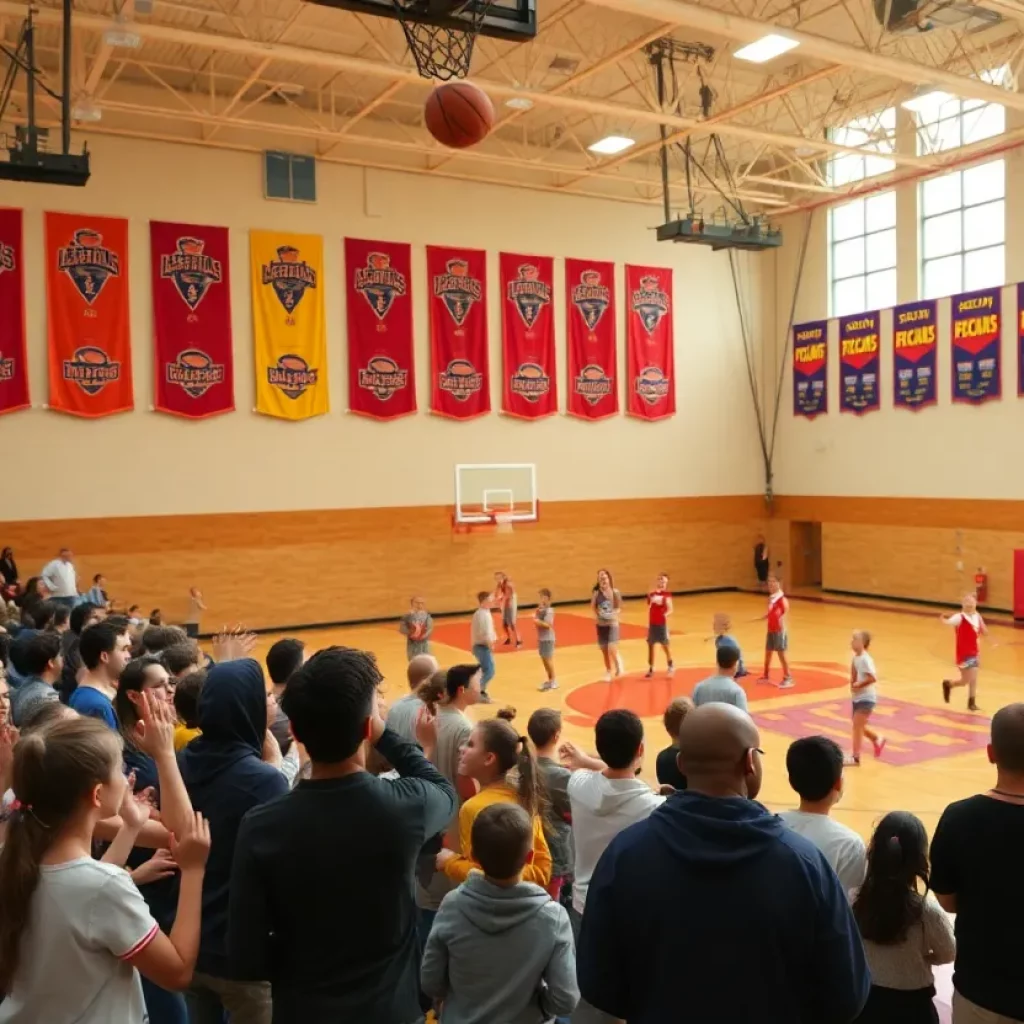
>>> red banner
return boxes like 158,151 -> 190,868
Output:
565,257 -> 617,420
500,252 -> 556,419
428,244 -> 489,419
45,212 -> 133,417
625,264 -> 675,420
0,209 -> 29,415
150,221 -> 234,419
345,237 -> 416,420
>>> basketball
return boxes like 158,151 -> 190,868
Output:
424,81 -> 494,149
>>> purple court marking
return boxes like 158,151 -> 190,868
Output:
752,698 -> 991,767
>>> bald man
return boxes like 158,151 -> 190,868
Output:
931,703 -> 1024,1024
385,653 -> 440,745
577,704 -> 869,1024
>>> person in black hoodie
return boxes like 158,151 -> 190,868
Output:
577,703 -> 870,1024
178,657 -> 288,1024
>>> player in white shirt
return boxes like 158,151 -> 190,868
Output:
848,630 -> 885,767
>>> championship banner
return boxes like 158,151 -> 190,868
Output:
893,300 -> 937,410
625,264 -> 675,420
0,209 -> 29,415
565,257 -> 617,420
951,286 -> 1001,404
1018,283 -> 1024,397
793,321 -> 827,418
45,212 -> 133,417
838,311 -> 880,415
428,244 -> 489,419
500,252 -> 556,419
150,221 -> 234,419
345,237 -> 415,420
250,230 -> 327,420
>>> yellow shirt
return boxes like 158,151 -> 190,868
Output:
173,724 -> 201,752
442,782 -> 552,886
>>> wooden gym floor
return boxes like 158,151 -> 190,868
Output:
239,592 -> 1023,842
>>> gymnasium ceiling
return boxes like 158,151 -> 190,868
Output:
2,0 -> 1024,216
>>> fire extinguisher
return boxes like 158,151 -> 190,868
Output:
975,568 -> 988,604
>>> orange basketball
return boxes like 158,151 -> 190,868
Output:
424,81 -> 494,149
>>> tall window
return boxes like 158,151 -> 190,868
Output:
830,192 -> 898,316
914,69 -> 1006,156
920,160 -> 1005,298
827,107 -> 897,186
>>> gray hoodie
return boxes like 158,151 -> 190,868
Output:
421,873 -> 579,1024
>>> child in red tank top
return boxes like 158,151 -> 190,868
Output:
759,574 -> 794,688
941,592 -> 987,712
644,573 -> 674,679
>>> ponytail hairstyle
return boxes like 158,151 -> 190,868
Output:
0,718 -> 122,992
114,655 -> 165,748
416,663 -> 481,714
852,810 -> 930,945
477,707 -> 548,820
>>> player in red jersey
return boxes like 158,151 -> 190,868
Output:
644,573 -> 674,679
758,574 -> 794,688
941,592 -> 987,712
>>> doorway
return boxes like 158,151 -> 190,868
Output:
789,521 -> 823,588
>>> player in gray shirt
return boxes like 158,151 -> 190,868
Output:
691,645 -> 748,712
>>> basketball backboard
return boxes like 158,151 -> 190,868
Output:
454,463 -> 538,524
305,0 -> 537,40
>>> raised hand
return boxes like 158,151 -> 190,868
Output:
131,848 -> 178,885
119,772 -> 153,831
414,704 -> 438,752
170,811 -> 212,873
133,690 -> 176,758
212,625 -> 258,663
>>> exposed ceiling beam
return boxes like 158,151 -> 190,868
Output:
582,0 -> 1024,110
82,0 -> 134,98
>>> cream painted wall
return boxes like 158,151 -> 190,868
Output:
763,134 -> 1024,500
3,135 -> 766,521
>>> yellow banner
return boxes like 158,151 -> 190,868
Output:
250,230 -> 328,419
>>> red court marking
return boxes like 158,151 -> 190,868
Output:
430,612 -> 649,654
752,698 -> 991,767
564,664 -> 847,725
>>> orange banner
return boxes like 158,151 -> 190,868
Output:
45,212 -> 133,417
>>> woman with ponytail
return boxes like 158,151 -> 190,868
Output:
0,716 -> 211,1023
851,811 -> 955,1024
436,707 -> 552,889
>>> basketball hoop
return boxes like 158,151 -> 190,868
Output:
492,511 -> 515,534
390,0 -> 493,80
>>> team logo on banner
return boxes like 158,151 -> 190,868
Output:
793,321 -> 828,418
438,358 -> 483,401
166,349 -> 226,398
434,260 -> 482,328
507,264 -> 550,329
355,252 -> 406,322
63,346 -> 120,394
160,237 -> 222,312
838,312 -> 880,414
262,246 -> 317,314
57,229 -> 120,305
510,363 -> 550,402
951,287 -> 1001,403
0,243 -> 13,274
572,270 -> 610,332
0,354 -> 13,381
894,300 -> 937,409
358,356 -> 409,401
575,364 -> 614,404
632,276 -> 670,334
635,366 -> 670,404
268,354 -> 318,399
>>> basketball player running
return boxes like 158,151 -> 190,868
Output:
645,573 -> 674,679
941,593 -> 987,712
847,630 -> 885,767
759,574 -> 794,688
493,571 -> 521,648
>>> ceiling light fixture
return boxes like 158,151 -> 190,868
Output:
588,134 -> 635,155
505,96 -> 534,111
733,34 -> 799,63
901,88 -> 954,112
102,15 -> 141,48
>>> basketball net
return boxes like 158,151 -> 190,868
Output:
492,511 -> 514,534
390,0 -> 493,80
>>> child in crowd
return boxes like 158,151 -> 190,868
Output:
0,716 -> 211,1022
851,811 -> 955,1024
470,591 -> 496,704
422,802 -> 579,1024
398,596 -> 433,661
527,708 -> 574,903
172,670 -> 205,751
128,605 -> 145,628
592,569 -> 623,682
436,708 -> 552,890
655,696 -> 691,792
759,574 -> 794,688
710,613 -> 747,677
149,610 -> 164,627
535,588 -> 557,692
644,573 -> 674,679
940,593 -> 987,712
850,631 -> 885,766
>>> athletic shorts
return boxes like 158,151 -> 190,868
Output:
852,700 -> 876,716
538,640 -> 555,660
502,601 -> 518,627
958,656 -> 979,670
647,624 -> 669,646
596,624 -> 619,649
766,630 -> 788,652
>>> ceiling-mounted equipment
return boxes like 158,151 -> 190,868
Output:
873,0 -> 999,33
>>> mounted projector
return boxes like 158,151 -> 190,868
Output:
656,217 -> 783,252
873,0 -> 1000,33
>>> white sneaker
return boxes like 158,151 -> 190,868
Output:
614,654 -> 624,677
538,680 -> 558,692
778,677 -> 795,689
603,672 -> 612,683
667,664 -> 675,678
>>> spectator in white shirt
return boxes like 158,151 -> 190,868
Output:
41,548 -> 78,608
470,590 -> 497,704
779,735 -> 867,892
